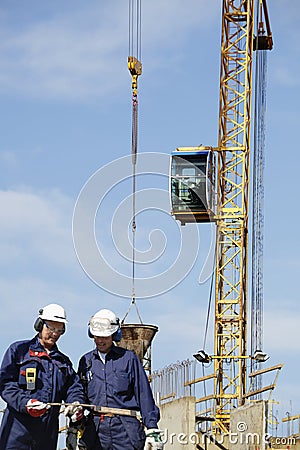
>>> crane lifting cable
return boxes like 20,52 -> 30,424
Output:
250,0 -> 272,396
123,0 -> 143,325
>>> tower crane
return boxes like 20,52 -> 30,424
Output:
170,0 -> 273,432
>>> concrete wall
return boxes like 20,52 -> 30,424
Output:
159,397 -> 196,450
229,401 -> 268,450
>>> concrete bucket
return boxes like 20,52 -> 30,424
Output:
117,324 -> 158,363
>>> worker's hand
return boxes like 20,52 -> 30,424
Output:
64,401 -> 84,423
144,429 -> 164,450
26,399 -> 50,417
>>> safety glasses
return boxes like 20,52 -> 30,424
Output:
44,321 -> 65,335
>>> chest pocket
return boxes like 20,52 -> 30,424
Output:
113,370 -> 131,395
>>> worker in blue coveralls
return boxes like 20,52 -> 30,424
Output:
78,308 -> 164,450
0,303 -> 86,450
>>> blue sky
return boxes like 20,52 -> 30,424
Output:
0,0 -> 299,433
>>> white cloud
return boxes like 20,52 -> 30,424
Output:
0,0 -> 217,101
0,186 -> 97,358
0,188 -> 74,268
0,3 -> 128,100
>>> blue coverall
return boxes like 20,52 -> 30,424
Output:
78,345 -> 160,450
0,335 -> 86,450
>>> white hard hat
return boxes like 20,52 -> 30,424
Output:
39,303 -> 68,324
89,309 -> 119,337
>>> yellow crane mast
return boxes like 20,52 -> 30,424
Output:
213,0 -> 255,430
214,0 -> 272,432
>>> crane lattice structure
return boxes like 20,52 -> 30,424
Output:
213,0 -> 272,432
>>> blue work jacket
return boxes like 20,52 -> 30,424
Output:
0,335 -> 86,450
78,345 -> 160,429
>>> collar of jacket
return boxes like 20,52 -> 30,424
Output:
92,344 -> 125,359
29,334 -> 59,358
